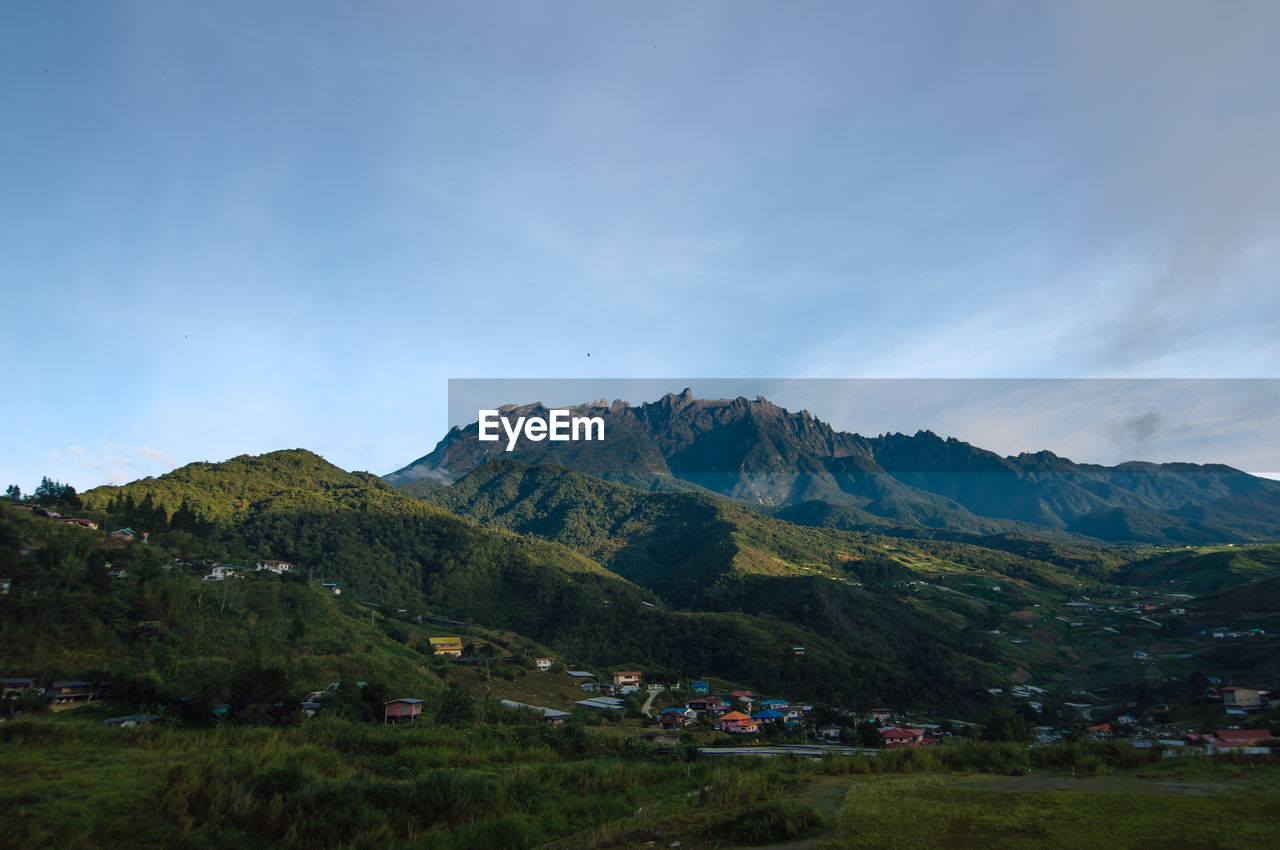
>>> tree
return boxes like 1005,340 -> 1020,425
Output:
136,493 -> 167,531
33,476 -> 60,505
169,498 -> 204,535
32,477 -> 79,508
4,484 -> 19,500
980,704 -> 1033,743
436,683 -> 476,725
856,719 -> 883,748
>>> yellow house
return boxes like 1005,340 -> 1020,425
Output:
1222,687 -> 1263,711
612,670 -> 642,688
428,636 -> 463,657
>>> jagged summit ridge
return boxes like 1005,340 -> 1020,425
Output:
384,392 -> 1280,544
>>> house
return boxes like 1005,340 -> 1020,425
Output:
49,681 -> 96,704
752,708 -> 788,723
255,559 -> 293,575
658,707 -> 696,729
868,708 -> 893,722
2,677 -> 37,697
428,637 -> 464,657
574,697 -> 624,712
566,670 -> 595,679
612,670 -> 642,688
818,725 -> 843,741
384,698 -> 424,723
320,583 -> 342,595
1210,729 -> 1272,748
880,727 -> 930,747
499,699 -> 570,726
541,708 -> 571,725
691,681 -> 710,694
535,657 -> 556,672
688,696 -> 731,715
719,711 -> 760,734
204,564 -> 250,581
58,517 -> 98,531
1220,687 -> 1264,712
642,732 -> 679,750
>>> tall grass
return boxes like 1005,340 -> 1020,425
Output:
0,717 -> 824,849
6,719 -> 1274,849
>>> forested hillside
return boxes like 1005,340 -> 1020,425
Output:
1,452 -> 1008,712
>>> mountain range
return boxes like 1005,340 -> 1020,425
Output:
11,390 -> 1275,717
388,390 -> 1280,546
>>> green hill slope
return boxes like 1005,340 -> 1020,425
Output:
78,450 -> 647,625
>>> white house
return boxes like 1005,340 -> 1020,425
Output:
204,564 -> 250,581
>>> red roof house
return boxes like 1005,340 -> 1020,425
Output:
719,711 -> 759,734
880,727 -> 930,747
1211,729 -> 1272,748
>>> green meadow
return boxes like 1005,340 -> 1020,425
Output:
823,771 -> 1280,850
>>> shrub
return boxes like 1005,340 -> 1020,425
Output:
706,799 -> 823,845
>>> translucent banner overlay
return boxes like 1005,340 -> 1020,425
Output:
434,378 -> 1279,482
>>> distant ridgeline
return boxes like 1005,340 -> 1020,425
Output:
387,390 -> 1280,546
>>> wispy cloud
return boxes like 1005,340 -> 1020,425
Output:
51,443 -> 181,486
1066,0 -> 1280,370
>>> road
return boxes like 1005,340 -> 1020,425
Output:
640,685 -> 664,717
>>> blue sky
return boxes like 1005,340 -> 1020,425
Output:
2,1 -> 1277,492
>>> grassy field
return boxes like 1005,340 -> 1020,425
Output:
0,716 -> 823,850
821,770 -> 1280,849
3,711 -> 1277,849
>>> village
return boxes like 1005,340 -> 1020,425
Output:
7,630 -> 1275,757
